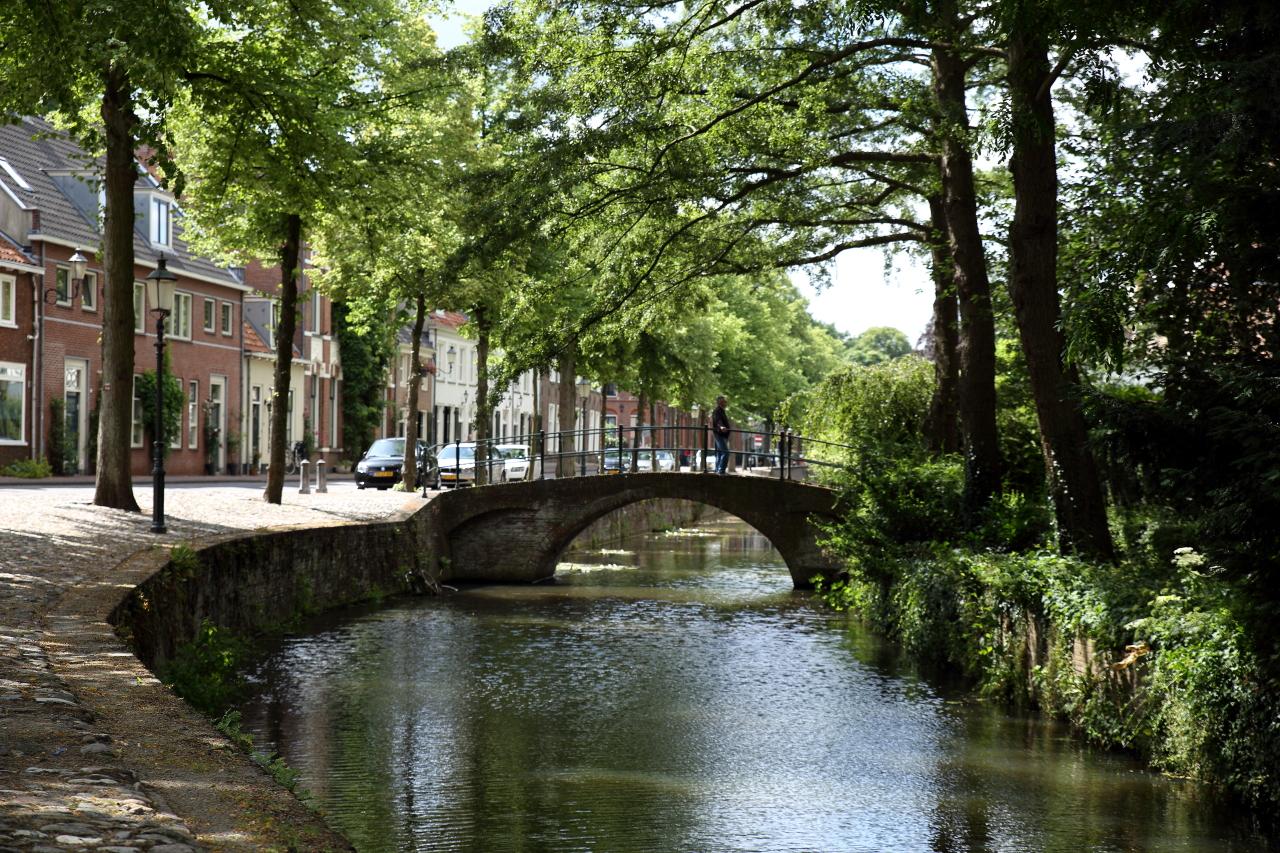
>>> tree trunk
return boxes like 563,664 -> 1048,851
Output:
557,351 -> 577,476
599,384 -> 608,470
474,306 -> 491,485
629,388 -> 646,473
264,213 -> 302,504
93,64 -> 141,511
649,400 -> 659,470
1007,21 -> 1114,559
402,292 -> 426,491
924,196 -> 961,455
932,39 -> 1001,510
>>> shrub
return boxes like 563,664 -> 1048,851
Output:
48,398 -> 67,476
159,620 -> 250,717
1,456 -> 53,478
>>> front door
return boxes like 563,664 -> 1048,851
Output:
208,376 -> 226,471
251,386 -> 262,470
63,358 -> 88,473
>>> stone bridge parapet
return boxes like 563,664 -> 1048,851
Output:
412,473 -> 843,588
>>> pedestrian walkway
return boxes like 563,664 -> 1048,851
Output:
0,484 -> 424,852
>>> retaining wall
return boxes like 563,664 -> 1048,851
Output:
112,516 -> 428,673
113,497 -> 712,672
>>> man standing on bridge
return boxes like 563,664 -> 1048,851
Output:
712,395 -> 732,475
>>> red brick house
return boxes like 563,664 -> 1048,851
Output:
241,256 -> 343,464
0,116 -> 249,475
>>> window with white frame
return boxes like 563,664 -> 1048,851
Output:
133,282 -> 145,332
81,271 -> 97,311
0,275 -> 15,327
54,267 -> 71,306
131,377 -> 143,447
0,362 -> 26,443
165,292 -> 192,340
170,388 -> 183,447
203,298 -> 215,333
187,379 -> 198,448
150,198 -> 171,247
220,301 -> 232,336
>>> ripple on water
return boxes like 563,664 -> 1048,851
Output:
237,519 -> 1275,853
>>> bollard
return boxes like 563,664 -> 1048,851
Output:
316,458 -> 327,493
298,459 -> 311,494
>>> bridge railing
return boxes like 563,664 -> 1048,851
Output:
419,420 -> 858,493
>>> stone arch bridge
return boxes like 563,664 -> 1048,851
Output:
414,473 -> 843,588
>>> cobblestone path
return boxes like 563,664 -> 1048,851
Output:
0,484 -> 424,852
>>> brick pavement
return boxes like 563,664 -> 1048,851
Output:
0,483 -> 424,852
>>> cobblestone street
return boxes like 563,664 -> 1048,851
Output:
0,482 -> 425,852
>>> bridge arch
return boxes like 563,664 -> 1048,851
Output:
414,473 -> 843,589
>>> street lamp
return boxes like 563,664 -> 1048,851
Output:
146,254 -> 177,534
576,378 -> 591,474
44,249 -> 90,304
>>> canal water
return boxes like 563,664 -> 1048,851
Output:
237,514 -> 1272,852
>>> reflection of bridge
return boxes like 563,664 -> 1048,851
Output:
416,473 -> 843,588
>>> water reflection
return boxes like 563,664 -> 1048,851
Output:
238,516 -> 1272,852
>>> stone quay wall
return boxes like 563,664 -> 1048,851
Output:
113,516 -> 428,674
112,496 -> 709,674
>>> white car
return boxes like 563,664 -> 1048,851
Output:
494,444 -> 532,482
433,442 -> 477,488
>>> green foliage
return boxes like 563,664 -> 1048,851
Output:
334,302 -> 392,461
817,522 -> 1280,809
135,354 -> 184,456
48,398 -> 68,476
1125,554 -> 1280,809
169,544 -> 201,579
779,355 -> 935,455
160,620 -> 250,717
216,711 -> 311,801
0,457 -> 53,479
847,326 -> 913,366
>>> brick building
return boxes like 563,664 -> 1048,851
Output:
0,116 -> 249,475
241,256 -> 342,464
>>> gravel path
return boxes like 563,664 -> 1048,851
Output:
0,483 -> 426,852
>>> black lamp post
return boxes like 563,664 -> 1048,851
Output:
146,254 -> 177,534
576,377 -> 591,475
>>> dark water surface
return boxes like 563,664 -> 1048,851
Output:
237,516 -> 1271,852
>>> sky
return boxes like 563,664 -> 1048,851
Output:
430,3 -> 935,346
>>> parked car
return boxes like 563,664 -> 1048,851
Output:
494,444 -> 532,482
601,447 -> 676,473
433,442 -> 477,488
602,448 -> 625,474
355,438 -> 427,490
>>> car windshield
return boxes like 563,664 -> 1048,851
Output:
497,446 -> 527,460
368,438 -> 405,458
436,445 -> 476,463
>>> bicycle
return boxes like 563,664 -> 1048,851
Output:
284,441 -> 307,475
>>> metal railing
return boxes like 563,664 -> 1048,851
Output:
416,421 -> 857,495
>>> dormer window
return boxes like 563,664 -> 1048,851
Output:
150,197 -> 171,247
